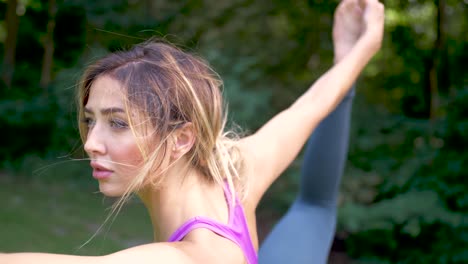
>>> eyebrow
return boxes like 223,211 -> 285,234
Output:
84,107 -> 126,115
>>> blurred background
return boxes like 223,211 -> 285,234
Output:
0,0 -> 467,263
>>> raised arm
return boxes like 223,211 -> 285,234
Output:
243,0 -> 384,207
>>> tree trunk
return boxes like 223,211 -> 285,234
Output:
428,0 -> 446,121
40,0 -> 57,89
2,0 -> 20,89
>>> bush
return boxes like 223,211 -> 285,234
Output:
340,88 -> 468,263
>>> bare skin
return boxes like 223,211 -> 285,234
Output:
0,0 -> 384,263
334,0 -> 366,63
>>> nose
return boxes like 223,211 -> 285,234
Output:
84,127 -> 106,157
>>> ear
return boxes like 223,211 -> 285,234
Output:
170,123 -> 196,161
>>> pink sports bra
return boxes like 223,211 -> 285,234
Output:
167,183 -> 258,264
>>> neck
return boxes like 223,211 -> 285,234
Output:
137,162 -> 227,242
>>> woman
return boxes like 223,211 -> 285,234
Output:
0,0 -> 384,263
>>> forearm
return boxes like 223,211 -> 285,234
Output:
0,252 -> 98,264
246,36 -> 376,201
0,244 -> 195,264
291,34 -> 377,122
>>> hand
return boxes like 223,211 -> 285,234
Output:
333,0 -> 365,63
359,0 -> 385,54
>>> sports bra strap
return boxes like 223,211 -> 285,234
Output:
167,216 -> 242,246
167,182 -> 258,264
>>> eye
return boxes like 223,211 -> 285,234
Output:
81,117 -> 95,128
110,119 -> 129,129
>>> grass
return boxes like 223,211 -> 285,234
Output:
0,178 -> 152,255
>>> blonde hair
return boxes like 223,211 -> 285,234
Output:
78,40 -> 246,212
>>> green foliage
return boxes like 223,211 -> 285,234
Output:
54,3 -> 87,67
0,0 -> 467,262
203,49 -> 273,130
339,89 -> 468,262
411,90 -> 468,213
331,1 -> 468,260
0,93 -> 55,164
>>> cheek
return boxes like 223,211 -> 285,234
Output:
111,140 -> 144,173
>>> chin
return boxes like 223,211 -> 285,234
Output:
98,182 -> 125,197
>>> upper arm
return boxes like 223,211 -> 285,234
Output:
2,252 -> 100,264
242,103 -> 324,208
2,243 -> 195,264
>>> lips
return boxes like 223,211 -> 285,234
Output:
90,161 -> 113,180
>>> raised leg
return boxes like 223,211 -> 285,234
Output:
259,89 -> 354,263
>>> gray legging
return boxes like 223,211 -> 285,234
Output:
259,87 -> 355,264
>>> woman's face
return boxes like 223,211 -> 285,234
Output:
83,75 -> 145,197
